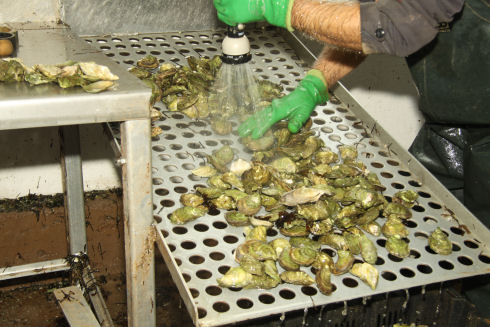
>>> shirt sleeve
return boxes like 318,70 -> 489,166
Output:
360,0 -> 465,57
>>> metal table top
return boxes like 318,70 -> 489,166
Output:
0,27 -> 151,130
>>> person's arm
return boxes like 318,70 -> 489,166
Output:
291,0 -> 362,51
313,45 -> 366,87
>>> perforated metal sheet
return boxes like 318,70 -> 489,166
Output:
84,29 -> 490,327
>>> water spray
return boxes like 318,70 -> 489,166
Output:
209,24 -> 263,123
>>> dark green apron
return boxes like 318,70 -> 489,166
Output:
407,0 -> 490,316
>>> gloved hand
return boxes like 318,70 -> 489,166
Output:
213,0 -> 295,31
238,69 -> 329,139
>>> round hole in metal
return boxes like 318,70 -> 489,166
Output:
376,239 -> 386,247
464,240 -> 479,249
172,226 -> 187,235
313,118 -> 326,125
153,215 -> 162,223
182,132 -> 194,138
237,298 -> 254,310
362,152 -> 374,159
321,248 -> 336,257
331,116 -> 342,123
279,289 -> 296,300
387,160 -> 400,166
152,178 -> 164,185
323,109 -> 335,115
194,224 -> 209,232
415,232 -> 429,239
190,288 -> 199,298
457,256 -> 473,266
196,269 -> 212,280
175,258 -> 182,266
174,186 -> 188,194
170,144 -> 183,150
176,152 -> 189,159
371,162 -> 384,169
478,254 -> 490,264
161,229 -> 169,238
301,286 -> 317,296
206,140 -> 218,147
452,243 -> 461,252
328,135 -> 341,142
400,268 -> 415,278
188,174 -> 202,181
181,241 -> 196,250
206,286 -> 222,296
428,202 -> 442,209
423,216 -> 438,224
408,180 -> 422,187
450,226 -> 465,236
425,246 -> 436,255
158,154 -> 170,161
182,273 -> 191,282
197,308 -> 207,319
381,271 -> 397,281
378,151 -> 389,157
418,191 -> 431,198
412,205 -> 425,212
380,172 -> 393,179
258,293 -> 275,304
212,301 -> 230,313
439,260 -> 454,270
203,238 -> 218,247
155,188 -> 169,196
410,250 -> 421,259
170,176 -> 183,183
375,257 -> 385,265
210,252 -> 225,261
391,182 -> 405,189
388,254 -> 403,263
182,163 -> 196,170
168,243 -> 176,252
345,133 -> 357,139
190,255 -> 205,265
213,221 -> 227,229
223,235 -> 239,244
343,277 -> 358,288
164,164 -> 178,172
321,127 -> 333,133
188,142 -> 202,149
266,229 -> 278,237
208,207 -> 221,216
218,266 -> 231,276
402,220 -> 418,228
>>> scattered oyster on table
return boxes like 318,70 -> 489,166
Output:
428,227 -> 452,255
350,262 -> 378,290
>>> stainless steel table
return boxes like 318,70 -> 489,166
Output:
0,26 -> 155,327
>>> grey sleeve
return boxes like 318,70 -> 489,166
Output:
360,0 -> 465,57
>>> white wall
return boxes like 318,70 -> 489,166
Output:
0,0 -> 60,24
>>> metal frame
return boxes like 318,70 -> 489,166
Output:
0,26 -> 154,327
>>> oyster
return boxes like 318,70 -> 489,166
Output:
312,251 -> 334,271
428,227 -> 452,255
263,259 -> 281,282
271,157 -> 297,174
392,190 -> 419,208
169,206 -> 207,225
280,187 -> 330,206
225,211 -> 250,227
211,118 -> 233,135
382,217 -> 409,238
297,200 -> 331,221
289,237 -> 321,251
242,131 -> 274,151
179,193 -> 204,208
314,151 -> 338,165
280,271 -> 315,286
316,266 -> 335,295
246,275 -> 280,289
359,234 -> 378,264
195,186 -> 223,199
217,267 -> 253,288
319,233 -> 348,251
237,193 -> 262,216
248,240 -> 277,261
208,175 -> 231,189
239,254 -> 264,275
269,238 -> 291,257
360,221 -> 382,237
290,247 -> 317,266
383,202 -> 412,220
230,159 -> 252,177
386,235 -> 410,258
332,250 -> 355,275
245,225 -> 268,242
242,163 -> 271,193
210,194 -> 235,210
338,145 -> 358,161
192,165 -> 217,178
82,80 -> 115,93
221,172 -> 244,191
350,262 -> 378,290
137,55 -> 159,69
278,246 -> 300,271
79,62 -> 119,81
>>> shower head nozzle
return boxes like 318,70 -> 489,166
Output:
221,25 -> 251,65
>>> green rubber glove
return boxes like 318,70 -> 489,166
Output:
238,69 -> 329,139
213,0 -> 295,31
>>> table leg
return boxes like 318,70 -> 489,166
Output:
120,118 -> 156,327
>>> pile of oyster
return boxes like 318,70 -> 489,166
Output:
167,120 -> 453,294
0,58 -> 118,93
130,55 -> 283,136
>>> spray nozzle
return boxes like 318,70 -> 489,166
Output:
221,24 -> 251,65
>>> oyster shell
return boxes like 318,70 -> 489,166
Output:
280,271 -> 315,286
428,227 -> 452,255
217,267 -> 253,288
386,235 -> 410,258
316,266 -> 334,295
169,206 -> 207,225
350,262 -> 378,290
